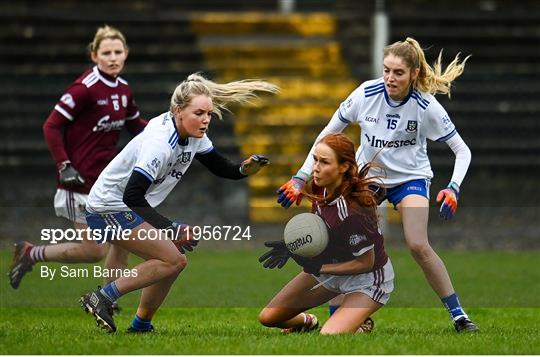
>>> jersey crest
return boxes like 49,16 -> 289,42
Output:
177,152 -> 192,164
406,120 -> 418,133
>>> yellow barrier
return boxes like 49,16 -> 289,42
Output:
191,12 -> 360,223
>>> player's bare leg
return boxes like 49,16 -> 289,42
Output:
124,271 -> 181,333
328,294 -> 344,315
43,222 -> 106,263
43,223 -> 129,313
398,194 -> 477,332
80,222 -> 186,332
398,195 -> 454,297
136,274 -> 177,320
104,244 -> 130,282
259,272 -> 337,331
320,292 -> 381,334
103,244 -> 130,313
9,222 -> 109,289
105,223 -> 186,294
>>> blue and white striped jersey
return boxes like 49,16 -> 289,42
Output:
87,111 -> 213,212
300,77 -> 456,187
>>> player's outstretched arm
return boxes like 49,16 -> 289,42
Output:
195,149 -> 268,179
277,109 -> 350,208
240,154 -> 269,176
437,132 -> 471,220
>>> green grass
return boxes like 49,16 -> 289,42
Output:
1,249 -> 539,354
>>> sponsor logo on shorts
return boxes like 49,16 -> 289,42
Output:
123,212 -> 134,222
406,186 -> 422,191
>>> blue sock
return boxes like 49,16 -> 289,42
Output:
130,314 -> 152,331
100,282 -> 121,302
441,293 -> 467,320
329,305 -> 339,316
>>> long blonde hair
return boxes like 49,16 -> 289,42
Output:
88,25 -> 128,54
170,73 -> 279,119
384,37 -> 470,97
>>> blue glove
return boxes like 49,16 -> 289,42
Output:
436,182 -> 459,220
277,176 -> 306,208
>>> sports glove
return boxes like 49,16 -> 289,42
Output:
240,154 -> 269,176
277,176 -> 306,208
436,181 -> 459,220
58,160 -> 85,187
290,254 -> 322,277
258,240 -> 290,269
169,222 -> 198,254
258,240 -> 322,276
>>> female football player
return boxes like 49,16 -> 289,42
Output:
9,26 -> 144,303
80,73 -> 278,333
276,37 -> 477,333
259,133 -> 393,335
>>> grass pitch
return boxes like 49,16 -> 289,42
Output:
1,248 -> 539,354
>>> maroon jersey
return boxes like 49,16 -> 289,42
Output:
311,184 -> 388,270
43,66 -> 145,194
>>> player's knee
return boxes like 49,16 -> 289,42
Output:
258,308 -> 280,327
109,246 -> 130,266
320,323 -> 353,335
82,244 -> 107,262
320,326 -> 340,335
407,241 -> 432,261
163,253 -> 187,277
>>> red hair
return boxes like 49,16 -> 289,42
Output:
304,133 -> 385,227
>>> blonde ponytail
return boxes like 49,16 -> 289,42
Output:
385,37 -> 470,97
170,73 -> 279,119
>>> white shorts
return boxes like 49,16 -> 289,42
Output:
54,189 -> 88,224
314,259 -> 395,305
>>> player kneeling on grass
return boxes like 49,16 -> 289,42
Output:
80,73 -> 278,333
258,133 -> 393,335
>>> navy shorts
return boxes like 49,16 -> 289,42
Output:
85,210 -> 144,243
383,179 -> 430,208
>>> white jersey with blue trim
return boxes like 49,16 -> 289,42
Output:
339,77 -> 456,187
87,111 -> 213,212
